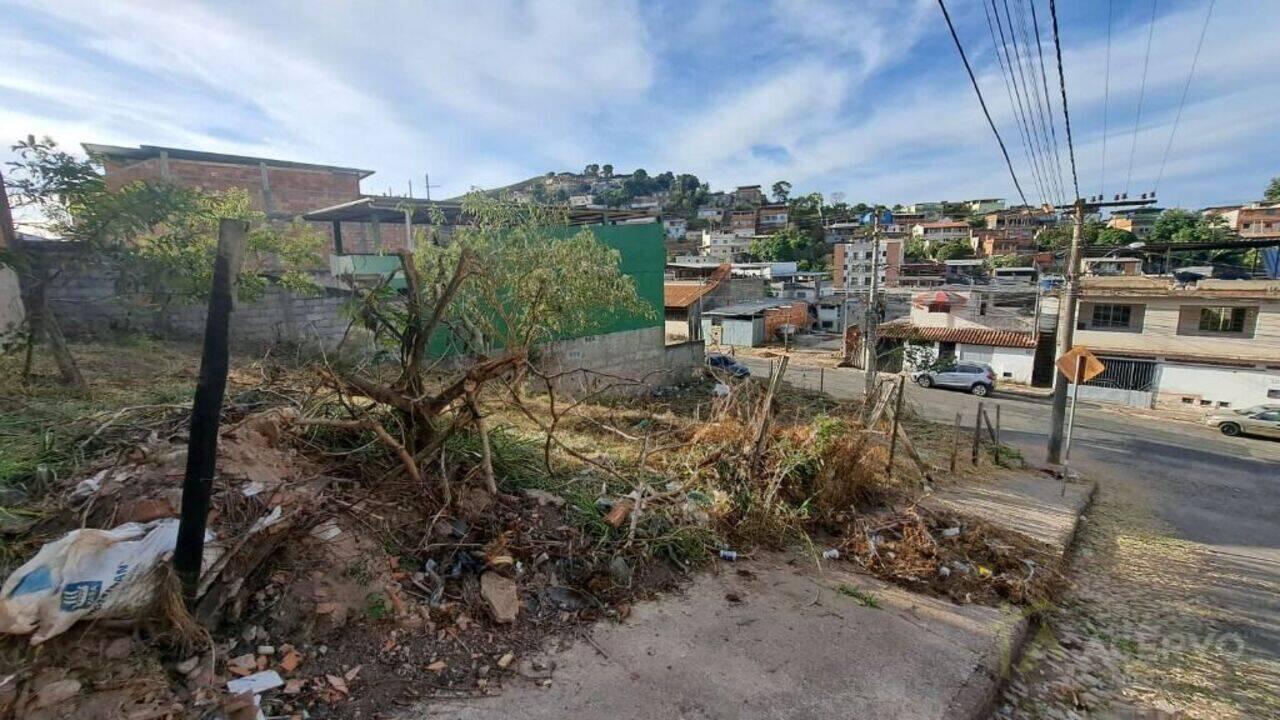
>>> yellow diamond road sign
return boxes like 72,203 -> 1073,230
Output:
1056,346 -> 1105,384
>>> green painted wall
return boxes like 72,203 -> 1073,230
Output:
334,221 -> 664,354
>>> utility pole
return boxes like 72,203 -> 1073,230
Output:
863,212 -> 881,400
1046,195 -> 1156,464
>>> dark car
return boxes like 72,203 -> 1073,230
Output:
706,353 -> 750,378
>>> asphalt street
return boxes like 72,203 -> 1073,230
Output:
737,356 -> 1280,662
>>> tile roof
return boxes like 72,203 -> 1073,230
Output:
876,320 -> 1037,348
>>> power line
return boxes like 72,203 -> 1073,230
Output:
1154,0 -> 1215,193
1125,0 -> 1159,194
1013,0 -> 1065,205
1028,0 -> 1069,206
1099,0 -> 1113,195
1048,0 -> 1079,200
992,0 -> 1053,206
937,0 -> 1030,207
983,0 -> 1047,206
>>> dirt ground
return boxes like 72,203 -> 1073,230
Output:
0,338 -> 1065,719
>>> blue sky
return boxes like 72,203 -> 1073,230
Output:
2,0 -> 1276,210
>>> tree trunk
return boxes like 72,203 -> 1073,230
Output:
18,263 -> 87,392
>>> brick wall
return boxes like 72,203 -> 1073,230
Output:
763,301 -> 808,340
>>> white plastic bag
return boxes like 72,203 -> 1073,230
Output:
0,519 -> 199,644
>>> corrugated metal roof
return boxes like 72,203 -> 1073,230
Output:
664,264 -> 731,309
876,320 -> 1037,348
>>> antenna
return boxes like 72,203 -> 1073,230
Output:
423,173 -> 442,202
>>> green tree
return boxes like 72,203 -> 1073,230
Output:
583,163 -> 600,177
1265,176 -> 1280,202
601,164 -> 614,179
934,240 -> 975,261
904,238 -> 930,261
3,136 -> 322,388
529,182 -> 549,203
1095,226 -> 1137,247
327,193 -> 652,491
771,181 -> 791,203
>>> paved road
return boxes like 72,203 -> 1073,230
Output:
738,357 -> 1280,668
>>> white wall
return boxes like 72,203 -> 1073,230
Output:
958,344 -> 1035,384
1155,362 -> 1280,409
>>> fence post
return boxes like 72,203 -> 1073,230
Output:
174,219 -> 247,603
820,367 -> 825,394
886,375 -> 906,476
971,400 -> 983,465
995,404 -> 1001,446
950,411 -> 961,473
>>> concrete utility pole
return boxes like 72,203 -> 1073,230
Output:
1046,195 -> 1157,464
863,213 -> 881,400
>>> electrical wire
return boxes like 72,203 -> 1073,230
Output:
983,0 -> 1048,207
1009,0 -> 1064,206
1028,0 -> 1068,206
993,0 -> 1053,206
1100,0 -> 1113,196
1125,0 -> 1159,194
937,0 -> 1031,207
1048,0 -> 1080,201
1154,0 -> 1215,193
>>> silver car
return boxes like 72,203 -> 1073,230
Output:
914,362 -> 996,396
1206,405 -> 1280,439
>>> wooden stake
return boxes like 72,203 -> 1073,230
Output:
886,375 -> 906,475
950,411 -> 961,473
750,355 -> 787,476
995,404 -> 1001,446
971,400 -> 983,465
174,219 -> 247,603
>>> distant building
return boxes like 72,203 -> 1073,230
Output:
629,195 -> 660,210
1107,207 -> 1161,239
729,209 -> 758,237
824,221 -> 862,245
911,221 -> 971,247
1204,202 -> 1280,237
832,238 -> 903,290
966,198 -> 1006,214
972,229 -> 1035,258
1083,257 -> 1143,276
944,258 -> 987,284
569,194 -> 595,208
700,231 -> 751,260
756,204 -> 790,232
696,207 -> 724,222
732,185 -> 766,207
662,216 -> 688,240
905,202 -> 944,218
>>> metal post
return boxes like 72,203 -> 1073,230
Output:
995,404 -> 1001,446
863,213 -> 881,400
1063,354 -> 1085,462
820,367 -> 825,394
1047,200 -> 1084,463
174,219 -> 247,602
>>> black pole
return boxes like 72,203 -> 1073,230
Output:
174,219 -> 247,602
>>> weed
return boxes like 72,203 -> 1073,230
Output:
364,592 -> 388,620
837,584 -> 881,608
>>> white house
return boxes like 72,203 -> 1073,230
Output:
663,216 -> 688,240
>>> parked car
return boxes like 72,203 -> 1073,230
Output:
706,353 -> 750,378
1206,406 -> 1280,438
914,362 -> 996,396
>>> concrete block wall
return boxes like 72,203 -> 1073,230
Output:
538,326 -> 703,394
35,246 -> 351,349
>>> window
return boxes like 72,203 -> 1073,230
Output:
1198,307 -> 1247,333
1091,304 -> 1132,329
1256,411 -> 1280,422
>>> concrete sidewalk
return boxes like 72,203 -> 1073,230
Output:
415,473 -> 1094,720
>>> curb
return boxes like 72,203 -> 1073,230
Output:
953,477 -> 1099,720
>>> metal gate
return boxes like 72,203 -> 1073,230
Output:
1084,358 -> 1156,391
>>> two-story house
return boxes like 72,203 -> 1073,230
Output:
732,185 -> 766,207
756,204 -> 790,233
911,221 -> 971,248
1107,208 -> 1161,239
662,216 -> 688,240
1073,276 -> 1280,409
729,210 -> 759,237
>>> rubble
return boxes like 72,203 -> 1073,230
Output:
480,572 -> 520,624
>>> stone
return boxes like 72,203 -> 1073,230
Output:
33,679 -> 80,710
497,653 -> 516,669
103,637 -> 133,659
609,556 -> 633,585
175,656 -> 200,675
480,572 -> 520,624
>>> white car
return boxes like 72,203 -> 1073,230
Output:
913,362 -> 996,397
1205,405 -> 1280,439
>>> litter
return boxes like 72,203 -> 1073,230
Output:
226,670 -> 284,695
940,527 -> 961,538
309,520 -> 342,542
719,550 -> 738,561
822,549 -> 840,560
0,519 -> 217,644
